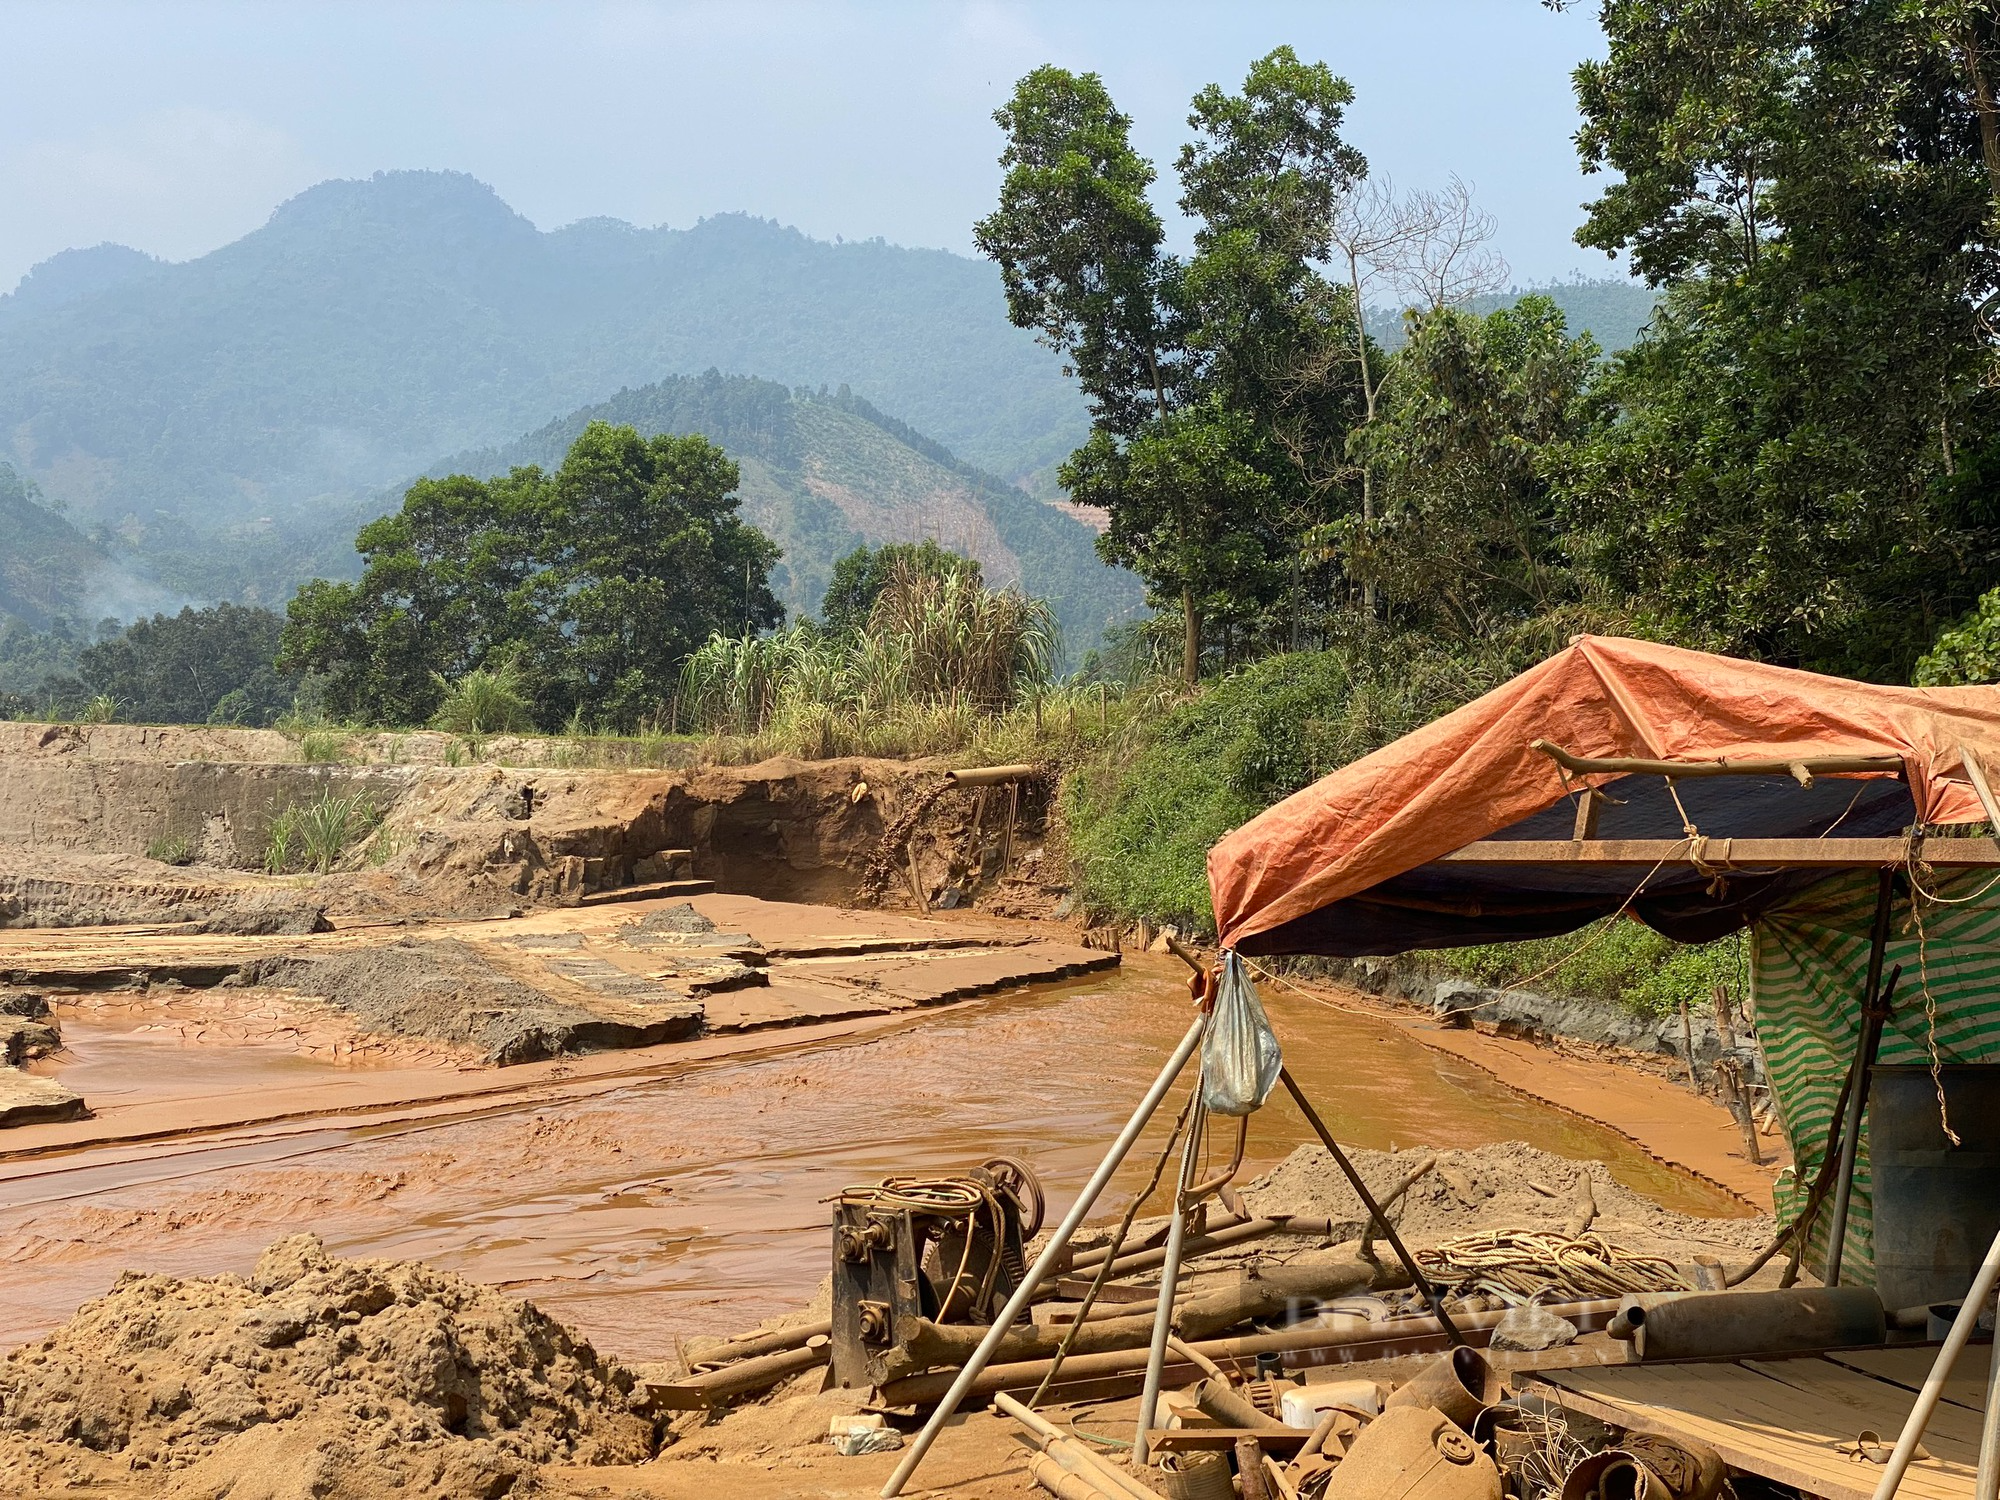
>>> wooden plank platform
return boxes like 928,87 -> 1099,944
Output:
1532,1352 -> 1987,1500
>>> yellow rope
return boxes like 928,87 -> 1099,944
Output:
1414,1230 -> 1691,1305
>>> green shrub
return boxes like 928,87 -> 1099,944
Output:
1424,919 -> 1747,1019
264,790 -> 379,874
146,833 -> 197,867
1061,627 -> 1542,930
430,663 -> 533,735
80,693 -> 118,724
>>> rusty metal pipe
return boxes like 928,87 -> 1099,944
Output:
878,1299 -> 1623,1408
647,1341 -> 827,1407
1614,1287 -> 1885,1361
1070,1215 -> 1339,1280
944,764 -> 1040,787
688,1319 -> 832,1369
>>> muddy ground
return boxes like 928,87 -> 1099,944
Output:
0,725 -> 1794,1499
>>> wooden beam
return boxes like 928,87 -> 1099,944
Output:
1437,838 -> 2000,868
1572,787 -> 1605,841
1960,744 -> 2000,834
1533,739 -> 1903,787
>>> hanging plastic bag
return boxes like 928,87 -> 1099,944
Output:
1201,951 -> 1282,1115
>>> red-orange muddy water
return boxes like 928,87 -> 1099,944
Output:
0,958 -> 1742,1362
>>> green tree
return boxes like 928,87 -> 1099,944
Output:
819,540 -> 981,636
278,469 -> 544,725
1351,296 -> 1602,633
974,67 -> 1181,435
78,603 -> 299,726
1065,399 -> 1285,665
1564,0 -> 2000,680
533,423 -> 782,726
280,423 -> 781,729
977,52 -> 1370,680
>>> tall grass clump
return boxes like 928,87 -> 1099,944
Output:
298,730 -> 350,764
681,562 -> 1060,756
264,789 -> 380,874
431,662 -> 533,735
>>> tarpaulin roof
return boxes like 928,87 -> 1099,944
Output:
1208,635 -> 2000,958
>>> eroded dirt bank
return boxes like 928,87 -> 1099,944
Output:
0,723 -> 1045,923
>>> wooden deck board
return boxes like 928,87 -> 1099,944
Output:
1535,1357 -> 1979,1500
1825,1346 -> 1993,1414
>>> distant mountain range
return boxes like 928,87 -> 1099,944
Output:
0,167 -> 1653,661
0,168 -> 1086,527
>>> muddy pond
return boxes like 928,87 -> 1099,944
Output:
0,960 -> 1744,1361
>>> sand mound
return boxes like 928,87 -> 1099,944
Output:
0,1234 -> 655,1497
1240,1141 -> 1771,1259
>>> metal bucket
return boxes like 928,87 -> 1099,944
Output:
1871,1065 -> 2000,1310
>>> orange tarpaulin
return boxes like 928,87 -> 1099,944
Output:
1207,636 -> 2000,956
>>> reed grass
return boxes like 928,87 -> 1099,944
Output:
679,562 -> 1062,757
264,789 -> 380,874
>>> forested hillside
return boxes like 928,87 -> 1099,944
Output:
1368,277 -> 1658,352
0,171 -> 1086,569
439,373 -> 1142,655
0,464 -> 103,630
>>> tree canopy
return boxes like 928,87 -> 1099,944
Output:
280,422 -> 781,729
1563,0 -> 2000,680
78,604 -> 297,726
978,49 -> 1373,681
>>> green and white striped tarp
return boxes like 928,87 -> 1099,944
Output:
1753,868 -> 2000,1282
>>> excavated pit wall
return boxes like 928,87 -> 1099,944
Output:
0,723 -> 409,868
0,724 -> 961,916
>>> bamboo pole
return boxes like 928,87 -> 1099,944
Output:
1133,1103 -> 1205,1466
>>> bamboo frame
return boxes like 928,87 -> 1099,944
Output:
1532,739 -> 1903,788
1437,837 -> 2000,867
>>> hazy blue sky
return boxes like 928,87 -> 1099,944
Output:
0,1 -> 1619,295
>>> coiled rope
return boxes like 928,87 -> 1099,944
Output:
1414,1230 -> 1692,1305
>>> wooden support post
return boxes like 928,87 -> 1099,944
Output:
1571,787 -> 1605,841
1828,869 -> 1897,1287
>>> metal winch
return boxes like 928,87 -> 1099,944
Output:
829,1157 -> 1045,1388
